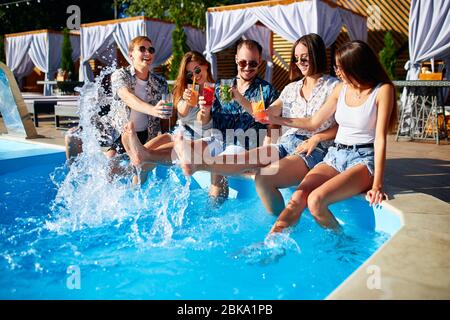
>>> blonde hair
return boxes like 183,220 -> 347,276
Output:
128,36 -> 152,53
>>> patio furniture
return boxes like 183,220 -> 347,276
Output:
4,29 -> 80,96
54,100 -> 79,129
23,95 -> 79,127
394,80 -> 450,144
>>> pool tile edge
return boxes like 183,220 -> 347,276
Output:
327,193 -> 450,300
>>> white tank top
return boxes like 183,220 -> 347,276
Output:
334,84 -> 381,145
129,78 -> 149,132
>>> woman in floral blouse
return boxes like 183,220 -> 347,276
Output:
174,34 -> 339,216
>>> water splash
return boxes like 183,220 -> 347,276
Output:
45,66 -> 190,245
233,232 -> 301,266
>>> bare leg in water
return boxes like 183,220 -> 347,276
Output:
255,155 -> 311,216
121,122 -> 174,185
269,163 -> 373,234
173,133 -> 280,176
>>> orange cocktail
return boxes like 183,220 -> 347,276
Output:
188,84 -> 199,105
251,99 -> 267,122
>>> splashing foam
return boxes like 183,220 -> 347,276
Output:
45,65 -> 189,246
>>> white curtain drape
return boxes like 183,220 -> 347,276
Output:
184,26 -> 206,54
80,18 -> 176,82
143,20 -> 175,67
113,19 -> 145,65
399,0 -> 450,134
6,31 -> 81,95
80,24 -> 117,82
5,34 -> 33,79
406,0 -> 450,81
205,9 -> 258,77
205,0 -> 367,83
338,8 -> 368,42
243,24 -> 273,81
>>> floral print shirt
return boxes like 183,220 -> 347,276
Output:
280,75 -> 339,148
110,65 -> 168,138
212,76 -> 279,149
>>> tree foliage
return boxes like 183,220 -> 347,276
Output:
61,28 -> 76,80
121,0 -> 226,29
379,31 -> 397,80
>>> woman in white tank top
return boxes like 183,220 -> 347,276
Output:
266,41 -> 397,234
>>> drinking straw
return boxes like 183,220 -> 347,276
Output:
259,84 -> 264,102
192,76 -> 196,91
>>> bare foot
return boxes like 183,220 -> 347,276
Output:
173,133 -> 197,176
121,122 -> 150,166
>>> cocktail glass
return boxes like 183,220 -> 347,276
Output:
220,79 -> 233,104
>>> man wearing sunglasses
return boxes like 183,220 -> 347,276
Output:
208,39 -> 279,201
108,36 -> 169,158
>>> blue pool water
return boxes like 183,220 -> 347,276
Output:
0,139 -> 401,299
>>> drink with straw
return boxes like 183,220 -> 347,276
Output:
161,93 -> 173,118
252,85 -> 267,122
187,84 -> 199,106
220,79 -> 233,104
202,82 -> 215,108
251,97 -> 267,122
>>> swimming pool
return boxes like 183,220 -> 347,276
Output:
0,138 -> 402,299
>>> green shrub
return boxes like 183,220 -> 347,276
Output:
61,28 -> 76,80
169,23 -> 189,80
379,31 -> 397,80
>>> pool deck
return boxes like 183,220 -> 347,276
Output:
1,117 -> 450,299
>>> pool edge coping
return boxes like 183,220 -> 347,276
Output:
0,135 -> 65,151
327,193 -> 450,300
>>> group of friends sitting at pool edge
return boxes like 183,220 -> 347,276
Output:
65,33 -> 397,235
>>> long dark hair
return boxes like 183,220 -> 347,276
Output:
173,51 -> 214,107
289,33 -> 327,81
335,40 -> 398,131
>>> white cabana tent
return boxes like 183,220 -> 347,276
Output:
205,0 -> 367,82
5,29 -> 80,96
404,0 -> 450,81
79,16 -> 206,82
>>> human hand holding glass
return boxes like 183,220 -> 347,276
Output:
201,82 -> 215,108
187,84 -> 199,106
251,97 -> 268,123
161,93 -> 173,119
220,79 -> 233,104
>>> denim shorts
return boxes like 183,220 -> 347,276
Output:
275,133 -> 327,170
321,145 -> 375,175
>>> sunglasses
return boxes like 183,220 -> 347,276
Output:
186,66 -> 202,79
138,46 -> 155,54
237,60 -> 259,69
293,56 -> 309,64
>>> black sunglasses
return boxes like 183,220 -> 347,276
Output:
293,56 -> 309,64
186,66 -> 202,79
237,60 -> 259,69
138,46 -> 155,54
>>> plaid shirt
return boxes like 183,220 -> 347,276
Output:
110,65 -> 168,138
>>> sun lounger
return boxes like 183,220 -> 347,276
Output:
23,95 -> 79,127
54,101 -> 79,129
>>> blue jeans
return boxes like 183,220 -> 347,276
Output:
275,133 -> 327,170
321,145 -> 375,175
